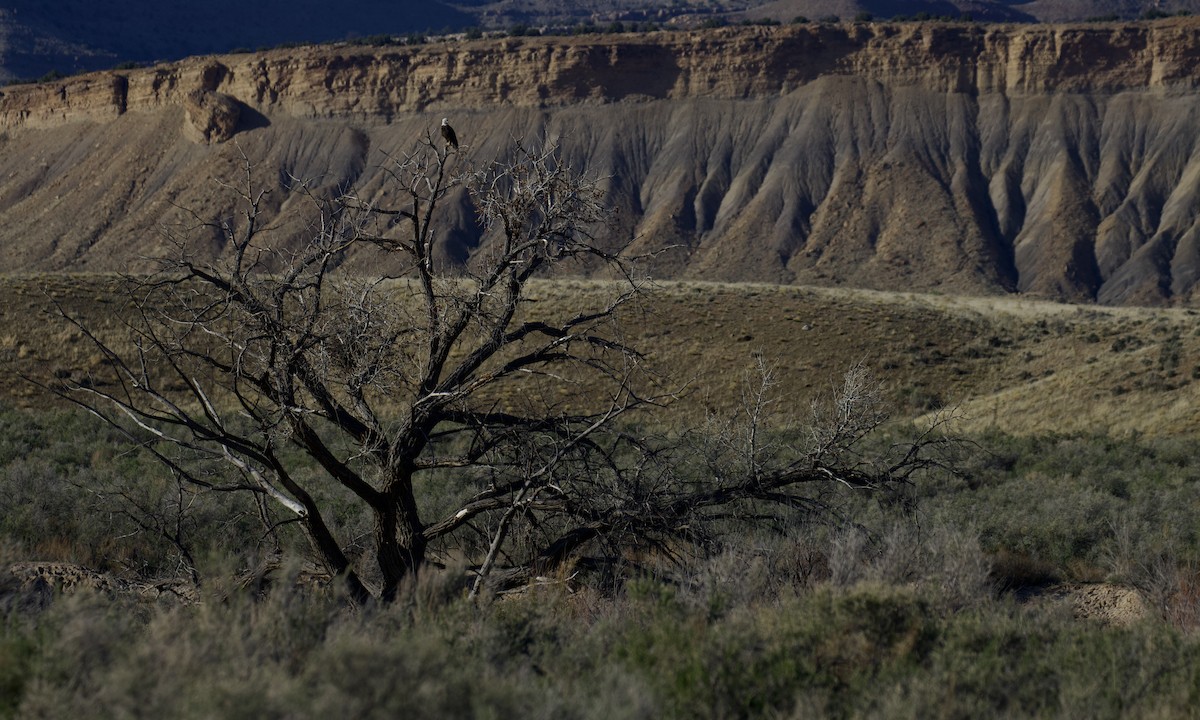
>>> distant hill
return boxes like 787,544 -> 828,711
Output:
740,0 -> 1200,23
0,0 -> 471,83
5,21 -> 1200,305
3,0 -> 1200,83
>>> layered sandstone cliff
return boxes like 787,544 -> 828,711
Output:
3,21 -> 1200,303
6,22 -> 1200,125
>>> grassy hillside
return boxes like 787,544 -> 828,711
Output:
4,274 -> 1197,435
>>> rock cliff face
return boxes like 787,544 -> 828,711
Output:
3,21 -> 1200,304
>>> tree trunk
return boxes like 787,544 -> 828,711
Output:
375,492 -> 426,602
301,513 -> 372,604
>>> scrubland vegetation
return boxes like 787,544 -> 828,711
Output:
2,271 -> 1200,716
3,400 -> 1200,718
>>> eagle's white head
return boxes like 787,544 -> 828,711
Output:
441,118 -> 450,126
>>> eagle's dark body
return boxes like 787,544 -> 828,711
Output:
440,118 -> 459,150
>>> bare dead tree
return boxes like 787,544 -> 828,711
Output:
49,136 -> 958,604
48,138 -> 664,602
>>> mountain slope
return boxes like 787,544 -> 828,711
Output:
0,0 -> 470,83
3,22 -> 1200,304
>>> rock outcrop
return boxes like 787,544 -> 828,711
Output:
183,89 -> 241,143
3,21 -> 1200,303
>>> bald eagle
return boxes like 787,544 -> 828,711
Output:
440,118 -> 459,150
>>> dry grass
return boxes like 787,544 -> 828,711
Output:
2,273 -> 1197,435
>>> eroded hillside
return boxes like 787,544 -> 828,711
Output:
4,21 -> 1200,304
